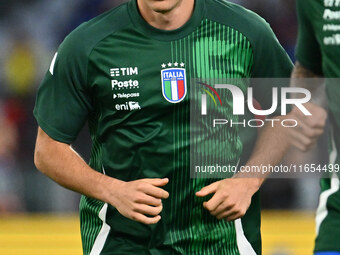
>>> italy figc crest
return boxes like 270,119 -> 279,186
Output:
161,62 -> 187,103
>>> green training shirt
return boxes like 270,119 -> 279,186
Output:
34,0 -> 292,254
296,0 -> 340,164
296,0 -> 340,252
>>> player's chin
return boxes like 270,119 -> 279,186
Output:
148,0 -> 182,13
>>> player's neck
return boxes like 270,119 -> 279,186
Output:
137,0 -> 195,30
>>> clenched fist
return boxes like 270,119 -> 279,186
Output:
109,178 -> 169,224
287,103 -> 327,151
196,178 -> 260,221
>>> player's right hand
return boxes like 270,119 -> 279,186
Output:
286,102 -> 327,151
109,178 -> 169,225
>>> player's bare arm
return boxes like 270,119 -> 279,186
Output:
34,127 -> 169,225
288,61 -> 327,151
292,61 -> 320,78
196,116 -> 290,221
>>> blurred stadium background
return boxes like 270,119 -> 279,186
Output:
0,0 -> 328,254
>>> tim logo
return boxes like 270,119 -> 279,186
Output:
161,68 -> 187,103
110,67 -> 138,77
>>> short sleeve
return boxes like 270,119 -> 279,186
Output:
251,19 -> 294,116
33,34 -> 93,144
295,0 -> 323,75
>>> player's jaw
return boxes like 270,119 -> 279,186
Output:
138,0 -> 184,14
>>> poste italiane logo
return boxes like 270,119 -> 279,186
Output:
161,62 -> 187,103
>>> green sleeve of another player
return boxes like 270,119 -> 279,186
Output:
251,18 -> 293,116
295,0 -> 323,75
33,32 -> 93,144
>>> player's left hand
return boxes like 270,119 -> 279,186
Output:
195,178 -> 261,221
286,102 -> 327,151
